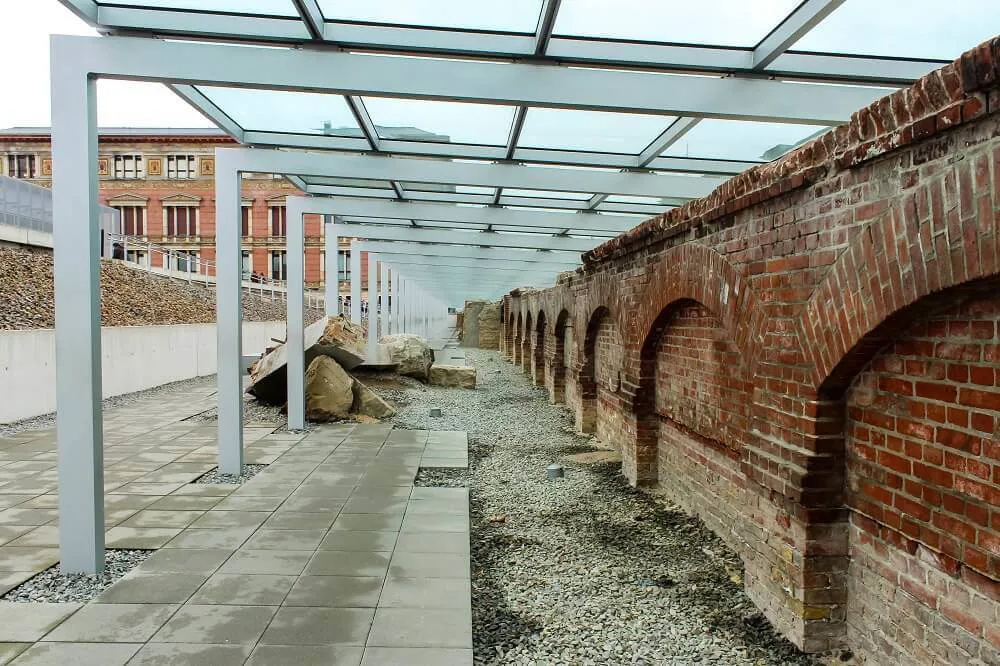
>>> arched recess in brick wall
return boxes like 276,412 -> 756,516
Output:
513,311 -> 523,365
550,309 -> 572,404
505,312 -> 515,357
581,307 -> 625,445
635,298 -> 753,487
522,312 -> 533,375
533,310 -> 547,387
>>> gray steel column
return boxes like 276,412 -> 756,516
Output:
380,259 -> 389,339
214,154 -> 244,476
367,251 -> 378,358
350,241 -> 362,324
51,52 -> 104,574
324,215 -> 338,316
287,202 -> 305,430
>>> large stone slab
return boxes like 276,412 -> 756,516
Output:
461,301 -> 485,347
477,301 -> 501,350
352,380 -> 396,419
378,335 -> 433,381
248,316 -> 366,404
304,356 -> 354,422
428,365 -> 476,389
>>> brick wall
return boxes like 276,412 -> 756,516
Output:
500,38 -> 1000,662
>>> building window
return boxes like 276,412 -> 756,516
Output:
165,206 -> 197,237
6,154 -> 36,179
270,250 -> 287,281
173,250 -> 199,273
113,154 -> 144,179
242,206 -> 252,238
115,206 -> 145,236
125,250 -> 147,265
338,249 -> 350,281
270,206 -> 286,237
242,250 -> 253,279
166,154 -> 197,179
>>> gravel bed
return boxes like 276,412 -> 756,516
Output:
0,549 -> 152,603
384,348 -> 820,666
0,375 -> 218,437
193,463 -> 267,485
415,466 -> 471,488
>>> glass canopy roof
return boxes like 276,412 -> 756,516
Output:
57,0 -> 996,294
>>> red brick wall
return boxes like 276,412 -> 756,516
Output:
502,38 -> 1000,662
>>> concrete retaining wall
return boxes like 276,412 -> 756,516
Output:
0,321 -> 286,423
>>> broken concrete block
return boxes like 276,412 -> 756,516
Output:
248,315 -> 367,404
304,356 -> 354,422
351,379 -> 396,419
429,364 -> 477,389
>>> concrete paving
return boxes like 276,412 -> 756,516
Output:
0,384 -> 472,665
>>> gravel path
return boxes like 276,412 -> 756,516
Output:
386,348 -> 821,666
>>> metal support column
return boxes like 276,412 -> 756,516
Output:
214,153 -> 244,476
350,241 -> 362,324
324,215 -> 338,316
51,52 -> 104,574
380,260 -> 389,339
287,200 -> 305,431
367,252 -> 378,359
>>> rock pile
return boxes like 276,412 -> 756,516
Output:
0,247 -> 324,330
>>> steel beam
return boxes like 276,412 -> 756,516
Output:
217,147 -> 722,199
753,0 -> 847,70
354,241 -> 581,265
56,35 -> 893,125
330,223 -> 595,252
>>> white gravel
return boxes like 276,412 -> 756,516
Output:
385,348 -> 821,666
1,549 -> 152,603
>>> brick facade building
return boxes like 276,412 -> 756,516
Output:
0,127 -> 368,296
502,40 -> 1000,664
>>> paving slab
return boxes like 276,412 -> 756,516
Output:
0,383 -> 472,664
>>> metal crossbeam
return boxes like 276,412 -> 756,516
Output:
213,147 -> 723,200
753,0 -> 846,70
353,241 -> 581,264
318,199 -> 637,234
331,222 -> 595,252
57,35 -> 894,125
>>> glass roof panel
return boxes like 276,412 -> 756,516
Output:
518,108 -> 674,154
362,98 -> 516,146
195,87 -> 359,135
319,0 -> 544,33
96,0 -> 298,16
664,120 -> 829,162
552,0 -> 801,47
503,188 -> 592,201
793,0 -> 997,60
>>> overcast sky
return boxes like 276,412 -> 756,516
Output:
1,0 -> 995,159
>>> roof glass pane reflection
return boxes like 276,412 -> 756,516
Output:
195,87 -> 359,135
553,0 -> 800,46
793,0 -> 997,60
518,108 -> 673,154
362,98 -> 516,146
664,120 -> 830,162
96,0 -> 298,16
319,0 -> 543,32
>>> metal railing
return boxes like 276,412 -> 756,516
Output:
109,233 -> 327,310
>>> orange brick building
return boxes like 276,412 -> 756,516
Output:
0,127 -> 368,295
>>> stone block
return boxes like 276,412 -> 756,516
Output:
428,365 -> 476,389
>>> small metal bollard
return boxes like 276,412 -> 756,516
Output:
429,408 -> 443,417
546,463 -> 565,480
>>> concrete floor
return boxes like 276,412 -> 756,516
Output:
0,384 -> 471,665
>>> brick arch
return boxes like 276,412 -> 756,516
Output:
800,207 -> 1000,394
545,308 -> 573,404
572,273 -> 622,358
630,243 -> 765,380
512,311 -> 523,365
